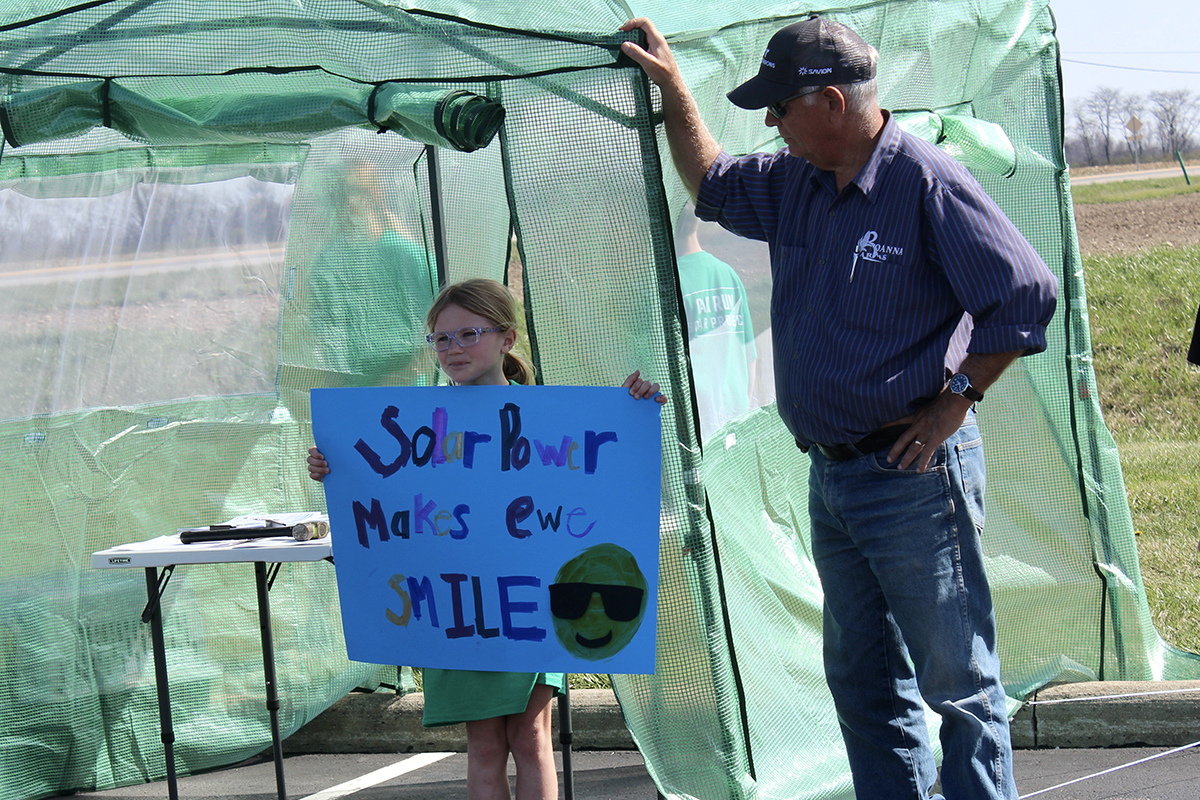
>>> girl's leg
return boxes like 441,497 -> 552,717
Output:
506,683 -> 558,800
465,716 -> 512,800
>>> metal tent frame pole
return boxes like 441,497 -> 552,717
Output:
424,144 -> 575,799
425,145 -> 449,290
560,683 -> 575,800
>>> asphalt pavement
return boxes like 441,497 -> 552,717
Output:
66,744 -> 1200,800
60,681 -> 1200,800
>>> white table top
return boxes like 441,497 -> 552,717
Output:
91,532 -> 333,568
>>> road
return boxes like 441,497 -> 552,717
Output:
1070,165 -> 1193,185
0,244 -> 283,288
66,743 -> 1200,800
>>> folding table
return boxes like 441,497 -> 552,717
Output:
91,532 -> 332,800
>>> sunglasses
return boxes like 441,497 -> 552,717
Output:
767,87 -> 823,119
549,582 -> 645,622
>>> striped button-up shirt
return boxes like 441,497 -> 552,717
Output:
695,113 -> 1058,447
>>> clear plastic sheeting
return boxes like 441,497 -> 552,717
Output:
0,170 -> 291,417
1,3 -> 1198,800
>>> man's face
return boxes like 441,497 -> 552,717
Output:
766,89 -> 836,168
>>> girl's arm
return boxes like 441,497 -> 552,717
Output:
623,370 -> 668,403
307,446 -> 331,481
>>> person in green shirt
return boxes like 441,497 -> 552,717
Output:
675,208 -> 758,439
307,161 -> 434,387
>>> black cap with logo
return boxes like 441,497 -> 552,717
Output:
727,15 -> 876,110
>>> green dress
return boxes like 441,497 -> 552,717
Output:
420,376 -> 566,728
421,669 -> 566,727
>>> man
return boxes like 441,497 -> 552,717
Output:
621,14 -> 1057,800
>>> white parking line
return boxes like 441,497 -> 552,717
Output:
299,752 -> 456,800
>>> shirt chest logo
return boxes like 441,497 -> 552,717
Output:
854,230 -> 904,262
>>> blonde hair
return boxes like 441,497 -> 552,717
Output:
426,278 -> 537,385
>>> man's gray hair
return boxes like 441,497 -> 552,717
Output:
840,78 -> 878,112
795,41 -> 878,113
798,77 -> 879,114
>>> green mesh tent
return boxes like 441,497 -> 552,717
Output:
2,2 -> 1198,799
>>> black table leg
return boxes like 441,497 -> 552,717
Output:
254,561 -> 287,800
142,566 -> 179,800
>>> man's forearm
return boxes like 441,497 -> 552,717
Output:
659,76 -> 722,199
955,351 -> 1022,395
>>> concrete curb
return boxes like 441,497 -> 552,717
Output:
285,688 -> 635,754
285,682 -> 1200,754
1010,680 -> 1200,749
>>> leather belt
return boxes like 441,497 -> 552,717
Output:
807,424 -> 911,462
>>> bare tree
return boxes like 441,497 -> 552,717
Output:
1082,87 -> 1124,163
1070,99 -> 1099,166
1148,89 -> 1200,156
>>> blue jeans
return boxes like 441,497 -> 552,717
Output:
807,414 -> 1015,800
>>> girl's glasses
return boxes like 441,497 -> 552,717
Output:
426,326 -> 502,351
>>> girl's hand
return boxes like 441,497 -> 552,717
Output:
622,370 -> 667,403
307,447 -> 330,481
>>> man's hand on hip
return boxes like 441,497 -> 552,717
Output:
888,392 -> 976,473
887,350 -> 1023,472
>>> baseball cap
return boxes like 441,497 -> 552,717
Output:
727,15 -> 876,110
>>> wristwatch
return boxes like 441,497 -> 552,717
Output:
949,372 -> 984,403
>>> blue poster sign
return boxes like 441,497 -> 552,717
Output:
311,385 -> 663,674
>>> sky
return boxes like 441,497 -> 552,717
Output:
1049,0 -> 1200,104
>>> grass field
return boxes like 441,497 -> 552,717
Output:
1074,174 -> 1200,656
1072,176 -> 1200,205
1079,243 -> 1200,656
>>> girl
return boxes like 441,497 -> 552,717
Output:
308,277 -> 664,800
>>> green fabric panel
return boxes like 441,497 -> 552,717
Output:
494,61 -> 754,796
0,136 -> 302,187
2,138 -> 302,188
1,3 -> 1198,800
1,80 -> 503,151
940,113 -> 1018,176
895,110 -> 1017,176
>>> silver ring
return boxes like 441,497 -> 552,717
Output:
913,440 -> 924,447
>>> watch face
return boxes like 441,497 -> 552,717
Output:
950,373 -> 970,394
